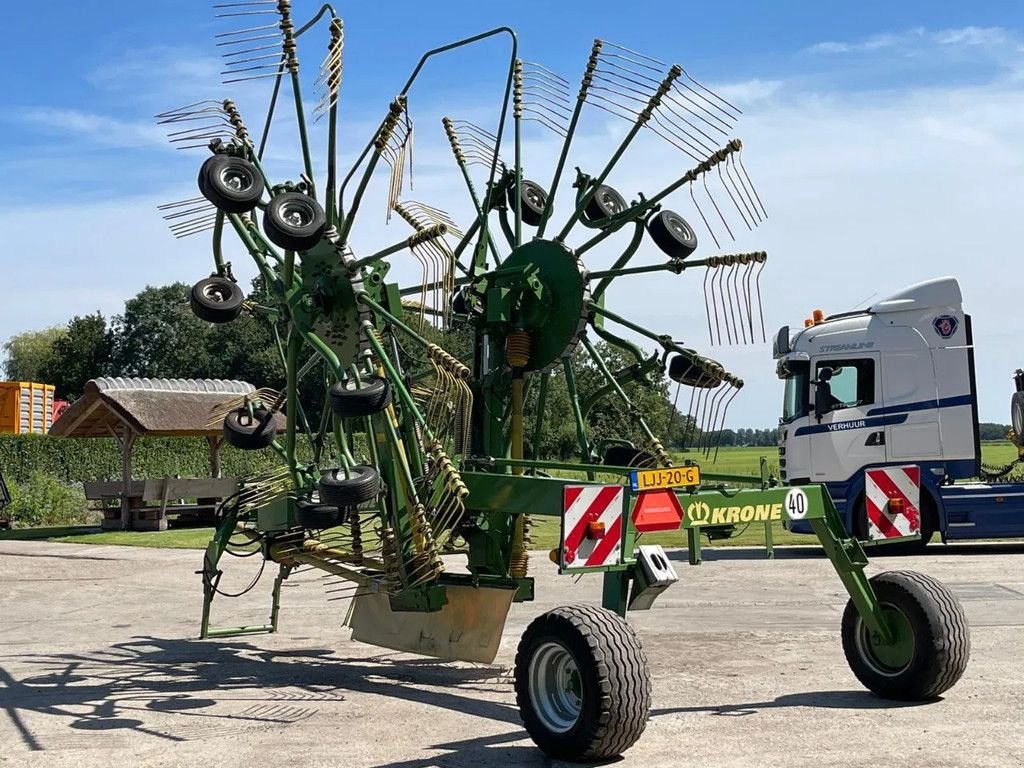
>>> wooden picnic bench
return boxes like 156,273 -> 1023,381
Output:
86,476 -> 239,531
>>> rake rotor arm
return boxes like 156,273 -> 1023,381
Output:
587,219 -> 646,301
556,65 -> 681,241
579,335 -> 665,461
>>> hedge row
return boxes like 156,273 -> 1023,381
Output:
0,433 -> 279,485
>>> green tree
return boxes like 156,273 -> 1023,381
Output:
110,284 -> 213,379
39,313 -> 113,400
1,327 -> 66,382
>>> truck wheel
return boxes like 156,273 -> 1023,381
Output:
841,570 -> 969,700
515,605 -> 650,761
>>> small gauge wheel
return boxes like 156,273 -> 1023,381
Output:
584,185 -> 628,223
198,154 -> 264,214
647,209 -> 698,260
190,277 -> 244,323
509,179 -> 550,226
263,192 -> 328,252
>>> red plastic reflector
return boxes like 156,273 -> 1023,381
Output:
632,490 -> 684,533
585,521 -> 606,539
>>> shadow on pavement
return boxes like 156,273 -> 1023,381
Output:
652,689 -> 932,717
0,636 -> 519,752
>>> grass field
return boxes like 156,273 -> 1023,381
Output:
44,442 -> 1017,551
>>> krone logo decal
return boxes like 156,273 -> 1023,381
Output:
686,501 -> 712,525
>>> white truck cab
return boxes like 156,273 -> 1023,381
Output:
774,277 -> 994,542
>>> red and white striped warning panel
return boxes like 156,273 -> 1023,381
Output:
865,465 -> 921,540
561,485 -> 624,571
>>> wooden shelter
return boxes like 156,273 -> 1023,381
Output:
51,377 -> 281,531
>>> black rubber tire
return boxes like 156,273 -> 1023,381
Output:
318,465 -> 380,508
854,493 -> 934,555
509,179 -> 549,226
515,604 -> 651,761
647,209 -> 698,260
190,277 -> 244,323
262,192 -> 327,252
296,497 -> 341,529
329,376 -> 392,419
1011,391 -> 1024,444
222,408 -> 276,451
841,570 -> 969,700
602,445 -> 656,468
585,184 -> 627,222
198,154 -> 263,214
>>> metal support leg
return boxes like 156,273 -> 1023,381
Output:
764,522 -> 774,559
810,497 -> 894,644
601,570 -> 630,617
687,527 -> 702,565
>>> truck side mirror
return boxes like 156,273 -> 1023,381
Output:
814,367 -> 834,420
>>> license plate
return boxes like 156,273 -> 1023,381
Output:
629,466 -> 701,492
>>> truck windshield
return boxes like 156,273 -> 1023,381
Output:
781,362 -> 809,423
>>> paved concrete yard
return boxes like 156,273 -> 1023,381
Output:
1,540 -> 1023,767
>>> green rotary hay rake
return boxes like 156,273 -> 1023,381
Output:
157,2 -> 970,760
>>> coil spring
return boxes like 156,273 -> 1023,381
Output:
378,525 -> 402,591
513,59 -> 523,119
650,439 -> 673,468
222,99 -> 249,143
374,98 -> 406,152
349,509 -> 362,556
441,117 -> 465,164
506,330 -> 531,368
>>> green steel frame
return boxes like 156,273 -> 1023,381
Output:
175,6 -> 912,669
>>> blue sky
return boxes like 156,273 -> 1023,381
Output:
3,1 -> 1024,427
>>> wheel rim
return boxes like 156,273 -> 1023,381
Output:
667,214 -> 691,242
528,641 -> 583,733
855,603 -> 915,676
203,284 -> 233,304
279,198 -> 316,230
219,165 -> 255,194
525,184 -> 545,209
598,189 -> 624,215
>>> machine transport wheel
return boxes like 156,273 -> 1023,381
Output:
329,375 -> 392,419
190,277 -> 244,323
602,445 -> 656,468
585,184 -> 627,223
262,192 -> 327,251
841,570 -> 969,700
647,210 -> 698,260
198,154 -> 264,213
296,496 -> 341,529
223,407 -> 276,451
510,179 -> 549,226
515,604 -> 651,761
319,465 -> 380,508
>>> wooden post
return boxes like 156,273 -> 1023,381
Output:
207,435 -> 223,479
120,425 -> 136,530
